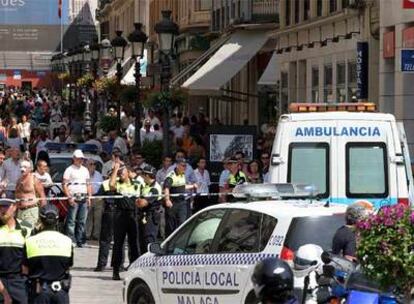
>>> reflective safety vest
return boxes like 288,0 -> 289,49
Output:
142,182 -> 162,201
26,231 -> 72,259
102,179 -> 111,192
0,220 -> 31,275
166,170 -> 186,188
228,171 -> 247,188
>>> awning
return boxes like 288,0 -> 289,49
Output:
121,51 -> 148,85
258,51 -> 278,86
182,30 -> 269,95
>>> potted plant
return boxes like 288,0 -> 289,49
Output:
356,204 -> 414,303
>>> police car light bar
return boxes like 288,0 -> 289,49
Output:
289,103 -> 376,113
232,183 -> 319,200
45,143 -> 98,154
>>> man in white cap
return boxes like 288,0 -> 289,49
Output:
62,149 -> 92,247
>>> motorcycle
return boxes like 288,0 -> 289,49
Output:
318,252 -> 399,304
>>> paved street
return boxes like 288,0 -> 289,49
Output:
70,243 -> 123,304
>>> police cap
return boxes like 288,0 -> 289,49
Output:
0,198 -> 16,207
39,204 -> 59,226
142,165 -> 157,177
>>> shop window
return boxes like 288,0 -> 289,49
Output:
324,64 -> 333,103
295,0 -> 300,23
317,0 -> 323,16
336,62 -> 346,102
329,0 -> 337,13
304,0 -> 310,20
285,0 -> 291,26
312,67 -> 319,103
195,0 -> 211,11
348,61 -> 357,102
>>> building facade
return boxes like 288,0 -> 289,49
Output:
379,0 -> 414,153
273,0 -> 379,111
176,0 -> 279,126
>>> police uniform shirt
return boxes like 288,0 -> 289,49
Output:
163,170 -> 186,202
0,220 -> 31,276
23,230 -> 73,282
114,179 -> 141,210
227,170 -> 247,189
142,181 -> 162,211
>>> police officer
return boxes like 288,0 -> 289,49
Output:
94,175 -> 117,272
0,198 -> 31,304
251,257 -> 298,304
136,166 -> 162,255
225,157 -> 247,201
109,162 -> 141,280
23,204 -> 73,304
163,159 -> 197,237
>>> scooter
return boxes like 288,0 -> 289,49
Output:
318,252 -> 399,304
345,271 -> 398,304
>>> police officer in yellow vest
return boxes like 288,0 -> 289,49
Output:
163,159 -> 197,237
23,204 -> 73,304
136,166 -> 163,255
109,162 -> 141,281
0,198 -> 31,304
225,157 -> 247,202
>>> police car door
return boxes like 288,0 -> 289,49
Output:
157,209 -> 226,304
205,209 -> 278,304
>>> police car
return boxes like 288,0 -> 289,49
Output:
123,184 -> 347,304
46,143 -> 103,182
269,103 -> 414,209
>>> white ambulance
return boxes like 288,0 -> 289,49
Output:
269,103 -> 414,209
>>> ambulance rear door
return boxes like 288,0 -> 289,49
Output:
335,119 -> 397,209
270,117 -> 337,203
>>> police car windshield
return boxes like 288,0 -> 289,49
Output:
284,215 -> 345,251
288,143 -> 329,198
49,157 -> 102,182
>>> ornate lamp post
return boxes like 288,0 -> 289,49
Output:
90,37 -> 100,134
155,10 -> 178,156
128,22 -> 148,148
99,37 -> 112,77
111,31 -> 128,129
81,43 -> 92,133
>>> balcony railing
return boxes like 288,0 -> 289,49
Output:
252,0 -> 279,23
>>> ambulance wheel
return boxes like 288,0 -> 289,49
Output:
129,283 -> 155,304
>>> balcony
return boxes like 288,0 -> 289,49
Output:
99,0 -> 112,10
252,0 -> 279,24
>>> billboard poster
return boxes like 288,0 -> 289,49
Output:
0,0 -> 96,52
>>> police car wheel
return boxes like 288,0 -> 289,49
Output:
128,283 -> 154,304
245,290 -> 260,304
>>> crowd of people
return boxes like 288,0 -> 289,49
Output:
0,87 -> 275,302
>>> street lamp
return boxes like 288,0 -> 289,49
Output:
128,22 -> 148,148
111,30 -> 128,130
90,36 -> 100,135
99,37 -> 112,76
81,43 -> 93,133
155,10 -> 178,156
155,10 -> 179,56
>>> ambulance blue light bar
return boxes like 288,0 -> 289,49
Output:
289,103 -> 376,113
232,183 -> 318,200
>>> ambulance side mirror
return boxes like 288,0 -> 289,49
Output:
148,242 -> 165,256
271,154 -> 283,166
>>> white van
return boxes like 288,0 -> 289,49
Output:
269,103 -> 414,209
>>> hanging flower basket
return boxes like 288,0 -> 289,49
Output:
143,88 -> 188,112
77,73 -> 95,87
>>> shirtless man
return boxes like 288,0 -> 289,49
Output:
15,160 -> 46,228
